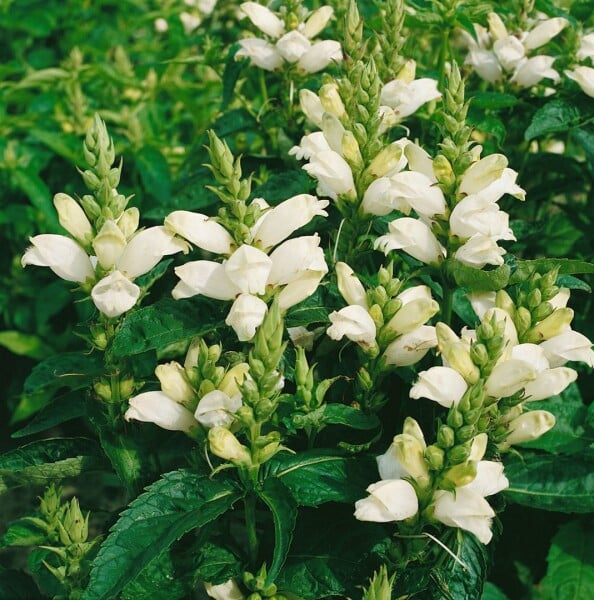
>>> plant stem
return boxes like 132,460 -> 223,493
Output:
244,494 -> 259,567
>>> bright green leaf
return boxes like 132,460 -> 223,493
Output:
525,100 -> 581,141
449,260 -> 511,292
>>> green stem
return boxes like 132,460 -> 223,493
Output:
441,279 -> 453,326
244,494 -> 259,567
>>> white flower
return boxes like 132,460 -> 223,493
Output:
155,362 -> 195,406
154,18 -> 169,33
268,235 -> 327,286
450,195 -> 515,241
173,260 -> 237,301
194,390 -> 242,429
236,38 -> 283,71
523,18 -> 568,51
540,330 -> 594,367
297,40 -> 342,73
335,261 -> 368,308
432,488 -> 496,544
303,150 -> 355,200
455,234 -> 506,268
92,220 -> 126,269
577,32 -> 594,62
91,270 -> 141,318
276,30 -> 311,62
289,131 -> 332,160
301,6 -> 334,39
125,391 -> 198,432
522,367 -> 577,402
299,89 -> 324,127
465,461 -> 509,497
53,193 -> 93,244
240,2 -> 284,38
354,479 -> 418,522
287,326 -> 316,350
205,579 -> 244,600
469,291 -> 496,320
565,66 -> 594,98
224,245 -> 272,295
410,366 -> 468,408
225,293 -> 268,341
165,211 -> 234,255
377,433 -> 429,484
504,410 -> 556,446
327,305 -> 377,350
511,55 -> 560,87
379,78 -> 441,121
465,47 -> 502,83
387,286 -> 439,336
374,218 -> 445,264
22,234 -> 95,283
383,326 -> 437,367
493,35 -> 525,70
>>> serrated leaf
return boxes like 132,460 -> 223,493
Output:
445,531 -> 490,600
83,469 -> 244,600
321,404 -> 381,430
285,289 -> 329,327
449,260 -> 511,292
12,391 -> 86,438
0,438 -> 106,495
112,298 -> 225,357
556,275 -> 591,292
195,542 -> 242,585
258,478 -> 297,586
504,453 -> 594,512
525,100 -> 581,141
509,258 -> 594,284
540,519 -> 594,600
0,517 -> 47,548
263,450 -> 375,507
23,352 -> 104,395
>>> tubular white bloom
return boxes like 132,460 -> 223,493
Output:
303,150 -> 355,200
301,6 -> 334,39
299,89 -> 324,127
505,410 -> 556,445
354,479 -> 419,522
209,427 -> 251,463
511,55 -> 560,87
523,17 -> 568,51
117,207 -> 140,239
432,488 -> 495,544
319,83 -> 346,118
180,12 -> 201,34
465,461 -> 509,497
91,270 -> 141,317
165,211 -> 233,255
22,234 -> 95,283
336,262 -> 368,308
479,168 -> 525,203
459,154 -> 507,196
225,293 -> 268,341
118,226 -> 188,279
173,261 -> 238,300
236,38 -> 283,71
327,305 -> 377,350
548,288 -> 570,309
367,142 -> 407,178
410,366 -> 468,408
387,286 -> 439,336
454,234 -> 506,268
224,245 -> 272,295
205,579 -> 244,600
155,362 -> 195,406
522,367 -> 577,401
251,194 -> 329,249
391,434 -> 430,483
92,220 -> 127,269
289,131 -> 332,161
488,12 -> 508,40
450,196 -> 515,241
540,330 -> 594,368
404,142 -> 436,181
320,112 -> 346,154
276,30 -> 311,62
565,66 -> 594,98
194,389 -> 242,429
278,269 -> 326,310
268,235 -> 327,286
376,442 -> 409,481
469,291 -> 496,319
485,358 -> 538,398
577,33 -> 594,61
380,78 -> 441,120
465,47 -> 502,83
383,325 -> 437,367
125,391 -> 198,432
53,193 -> 93,244
374,218 -> 445,265
493,36 -> 525,70
240,2 -> 284,38
297,40 -> 342,73
361,177 -> 410,216
391,171 -> 447,218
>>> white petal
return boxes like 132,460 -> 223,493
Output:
522,367 -> 577,401
224,245 -> 272,295
383,326 -> 437,367
465,461 -> 509,497
225,294 -> 268,341
91,271 -> 141,317
194,390 -> 242,429
301,6 -> 333,38
336,261 -> 368,308
240,2 -> 284,37
165,211 -> 233,255
236,38 -> 283,71
268,236 -> 326,286
276,30 -> 310,62
297,40 -> 342,73
125,391 -> 198,432
327,305 -> 376,349
410,366 -> 468,408
278,269 -> 326,311
173,260 -> 238,300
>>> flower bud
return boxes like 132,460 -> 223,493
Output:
447,443 -> 471,464
495,290 -> 515,317
470,343 -> 489,366
366,143 -> 405,178
442,461 -> 477,488
208,427 -> 251,465
54,193 -> 94,244
525,308 -> 573,343
393,434 -> 430,484
504,410 -> 555,447
342,132 -> 363,168
156,362 -> 195,407
319,83 -> 346,118
425,445 -> 445,470
532,302 -> 554,322
436,323 -> 480,384
456,425 -> 476,443
437,425 -> 455,448
336,262 -> 368,308
433,155 -> 455,188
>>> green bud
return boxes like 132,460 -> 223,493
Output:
425,445 -> 445,470
527,288 -> 542,309
495,290 -> 515,316
383,298 -> 402,320
477,415 -> 490,432
255,397 -> 277,421
93,378 -> 112,402
464,408 -> 481,425
532,302 -> 554,321
541,285 -> 560,302
442,461 -> 477,487
525,308 -> 573,342
249,357 -> 267,380
368,304 -> 384,328
357,368 -> 373,391
436,323 -> 480,384
456,425 -> 476,443
437,425 -> 456,448
371,286 -> 388,307
470,343 -> 489,366
433,154 -> 455,187
540,267 -> 559,290
447,443 -> 471,464
515,307 -> 532,335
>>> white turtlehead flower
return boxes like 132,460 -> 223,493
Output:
375,218 -> 445,265
299,89 -> 324,127
297,40 -> 342,73
577,32 -> 594,62
410,366 -> 468,408
455,234 -> 506,268
205,579 -> 244,600
383,326 -> 437,367
125,391 -> 198,433
236,38 -> 283,71
387,286 -> 439,336
301,6 -> 334,39
194,389 -> 242,429
466,461 -> 509,497
53,193 -> 93,244
22,234 -> 94,283
450,195 -> 515,241
327,305 -> 377,350
505,410 -> 556,446
459,154 -> 525,201
523,17 -> 568,51
540,330 -> 594,368
432,488 -> 496,544
379,78 -> 441,122
565,66 -> 594,98
225,293 -> 268,341
354,479 -> 419,522
336,262 -> 368,308
155,362 -> 195,406
240,2 -> 284,38
165,211 -> 234,255
289,131 -> 332,161
465,46 -> 502,83
276,30 -> 311,62
287,326 -> 316,350
303,150 -> 355,200
511,55 -> 560,87
469,291 -> 496,320
378,432 -> 429,484
91,270 -> 141,318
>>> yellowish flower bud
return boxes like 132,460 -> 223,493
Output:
208,427 -> 251,465
442,461 -> 477,488
436,323 -> 480,384
319,83 -> 346,119
525,308 -> 574,343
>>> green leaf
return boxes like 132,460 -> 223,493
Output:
0,330 -> 53,360
0,516 -> 47,548
28,128 -> 81,164
445,531 -> 490,600
12,168 -> 61,232
449,260 -> 511,292
321,404 -> 380,430
556,275 -> 591,293
195,542 -> 242,585
0,438 -> 106,494
573,128 -> 594,169
0,565 -> 44,600
258,478 -> 297,586
286,289 -> 330,327
112,298 -> 225,357
222,45 -> 245,109
23,352 -> 104,395
540,519 -> 594,600
520,384 -> 593,454
251,170 -> 313,205
469,92 -> 519,109
83,469 -> 244,600
504,453 -> 594,512
482,582 -> 510,599
509,258 -> 594,284
136,146 -> 171,203
263,450 -> 375,507
12,391 -> 86,438
524,100 -> 581,141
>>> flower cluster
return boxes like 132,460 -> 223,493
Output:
21,117 -> 188,319
462,12 -> 567,87
565,31 -> 594,98
236,2 -> 342,73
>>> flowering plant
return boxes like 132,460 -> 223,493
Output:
1,1 -> 594,599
